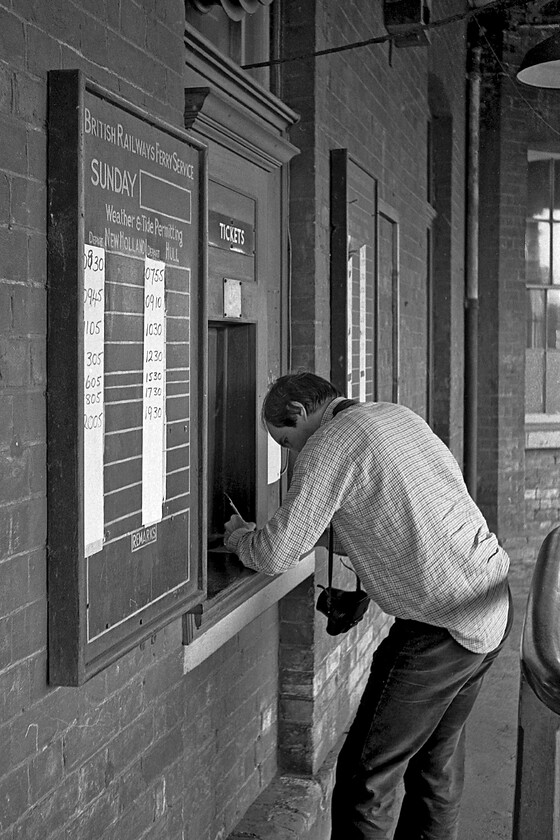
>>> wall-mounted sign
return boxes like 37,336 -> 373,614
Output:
208,210 -> 255,256
223,278 -> 242,318
47,71 -> 207,685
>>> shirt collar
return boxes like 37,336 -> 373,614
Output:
319,397 -> 348,427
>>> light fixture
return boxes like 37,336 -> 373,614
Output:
517,31 -> 560,88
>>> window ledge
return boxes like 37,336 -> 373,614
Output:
526,417 -> 560,449
182,552 -> 316,673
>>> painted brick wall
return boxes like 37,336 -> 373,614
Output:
0,3 -> 281,839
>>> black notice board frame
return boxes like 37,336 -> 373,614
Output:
47,70 -> 207,686
330,149 -> 378,400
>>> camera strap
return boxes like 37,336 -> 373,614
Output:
327,523 -> 334,588
327,524 -> 365,593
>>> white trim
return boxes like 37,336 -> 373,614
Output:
526,429 -> 560,449
182,553 -> 316,673
526,413 -> 560,425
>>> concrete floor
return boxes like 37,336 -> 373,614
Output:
459,559 -> 534,840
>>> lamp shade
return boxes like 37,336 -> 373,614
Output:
517,32 -> 560,88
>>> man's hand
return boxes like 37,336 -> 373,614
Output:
224,514 -> 256,538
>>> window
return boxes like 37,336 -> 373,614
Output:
526,151 -> 560,417
330,150 -> 377,400
183,24 -> 299,642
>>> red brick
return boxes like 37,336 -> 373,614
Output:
141,727 -> 183,785
26,26 -> 61,76
120,0 -> 148,46
0,117 -> 26,175
0,228 -> 28,281
0,766 -> 28,830
80,13 -> 109,67
0,9 -> 25,68
0,449 -> 29,504
64,789 -> 119,840
14,74 -> 45,126
12,178 -> 47,231
116,785 -> 160,840
11,600 -> 46,662
9,496 -> 46,556
0,661 -> 32,721
28,738 -> 64,803
108,713 -> 154,775
0,174 -> 10,224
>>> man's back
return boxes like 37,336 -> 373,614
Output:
298,399 -> 509,653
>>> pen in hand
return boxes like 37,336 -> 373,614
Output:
224,493 -> 256,538
224,492 -> 243,518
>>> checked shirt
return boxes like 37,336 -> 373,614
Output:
225,397 -> 510,653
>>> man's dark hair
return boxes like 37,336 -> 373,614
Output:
262,372 -> 341,428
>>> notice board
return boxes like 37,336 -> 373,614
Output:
47,71 -> 207,685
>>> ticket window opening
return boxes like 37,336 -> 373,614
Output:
207,322 -> 257,597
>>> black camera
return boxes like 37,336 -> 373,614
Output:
316,585 -> 370,635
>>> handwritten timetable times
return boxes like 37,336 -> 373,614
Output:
83,248 -> 171,558
83,245 -> 105,557
141,257 -> 166,527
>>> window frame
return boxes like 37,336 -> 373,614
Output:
525,149 -> 560,431
183,27 -> 300,648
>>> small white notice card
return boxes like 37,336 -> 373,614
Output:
267,434 -> 282,484
83,244 -> 105,557
142,258 -> 166,526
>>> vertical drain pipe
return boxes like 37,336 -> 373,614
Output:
464,43 -> 481,501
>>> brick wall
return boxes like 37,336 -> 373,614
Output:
282,0 -> 467,439
0,3 -> 282,839
525,449 -> 560,545
0,1 -> 521,838
278,562 -> 391,776
478,13 -> 560,544
276,0 -> 470,777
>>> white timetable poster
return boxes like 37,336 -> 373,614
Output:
142,257 -> 166,526
83,244 -> 105,557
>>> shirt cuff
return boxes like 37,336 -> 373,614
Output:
224,526 -> 253,554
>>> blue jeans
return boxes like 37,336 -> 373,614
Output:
330,595 -> 513,840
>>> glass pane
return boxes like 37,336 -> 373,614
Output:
526,221 -> 550,284
528,159 -> 551,220
553,223 -> 560,284
554,160 -> 560,220
526,349 -> 545,413
527,289 -> 545,349
547,288 -> 560,348
545,349 -> 560,413
377,217 -> 396,402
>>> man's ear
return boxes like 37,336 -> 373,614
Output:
286,401 -> 307,420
